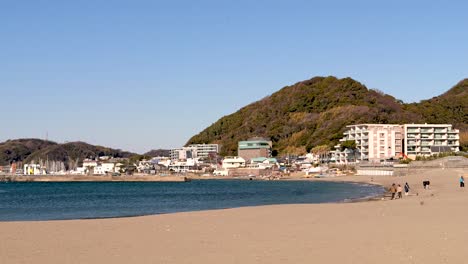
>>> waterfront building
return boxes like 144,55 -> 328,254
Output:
238,138 -> 272,162
187,144 -> 219,159
170,147 -> 197,161
332,123 -> 460,163
333,124 -> 403,163
222,156 -> 246,169
403,124 -> 460,159
168,159 -> 197,173
95,162 -> 116,175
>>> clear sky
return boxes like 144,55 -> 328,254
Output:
1,0 -> 467,153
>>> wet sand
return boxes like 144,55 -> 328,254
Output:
1,168 -> 467,264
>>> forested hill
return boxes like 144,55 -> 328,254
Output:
187,76 -> 468,156
0,139 -> 135,167
0,139 -> 57,166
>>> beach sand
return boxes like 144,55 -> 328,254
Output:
1,168 -> 467,264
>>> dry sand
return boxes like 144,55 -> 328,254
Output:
1,168 -> 467,264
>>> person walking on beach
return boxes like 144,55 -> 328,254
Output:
460,176 -> 465,188
397,184 -> 403,199
404,182 -> 410,196
390,183 -> 397,200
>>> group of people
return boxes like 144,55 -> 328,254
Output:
389,182 -> 410,200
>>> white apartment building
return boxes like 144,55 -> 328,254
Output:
334,124 -> 403,163
187,144 -> 219,159
404,124 -> 460,159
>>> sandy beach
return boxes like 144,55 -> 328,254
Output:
1,168 -> 467,264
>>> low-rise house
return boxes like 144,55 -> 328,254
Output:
96,162 -> 116,174
222,156 -> 246,169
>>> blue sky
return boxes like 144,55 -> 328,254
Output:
1,0 -> 467,153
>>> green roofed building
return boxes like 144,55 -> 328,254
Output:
238,138 -> 272,162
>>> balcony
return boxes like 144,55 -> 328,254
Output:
421,129 -> 434,133
420,136 -> 433,140
434,129 -> 447,133
406,134 -> 420,139
407,129 -> 420,133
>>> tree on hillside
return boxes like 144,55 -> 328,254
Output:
312,145 -> 331,163
340,140 -> 358,162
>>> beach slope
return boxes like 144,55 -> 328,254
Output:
1,168 -> 467,264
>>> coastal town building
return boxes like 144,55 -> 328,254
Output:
222,156 -> 246,169
170,147 -> 197,161
93,162 -> 116,175
333,124 -> 403,164
238,138 -> 272,162
403,124 -> 460,159
249,157 -> 278,169
170,144 -> 219,161
332,123 -> 460,163
168,159 -> 197,173
187,144 -> 219,159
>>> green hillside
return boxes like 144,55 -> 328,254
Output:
0,139 -> 57,165
0,139 -> 135,167
187,76 -> 467,156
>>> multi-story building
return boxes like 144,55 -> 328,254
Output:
334,124 -> 403,163
332,123 -> 460,163
170,147 -> 197,161
187,144 -> 219,159
403,124 -> 460,159
238,138 -> 272,162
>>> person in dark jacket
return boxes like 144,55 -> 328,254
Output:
404,182 -> 410,196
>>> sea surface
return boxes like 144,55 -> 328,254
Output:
0,180 -> 384,221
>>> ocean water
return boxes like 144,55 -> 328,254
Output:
0,180 -> 383,221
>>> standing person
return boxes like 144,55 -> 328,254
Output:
460,175 -> 465,188
404,182 -> 410,196
397,184 -> 403,199
390,183 -> 397,200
